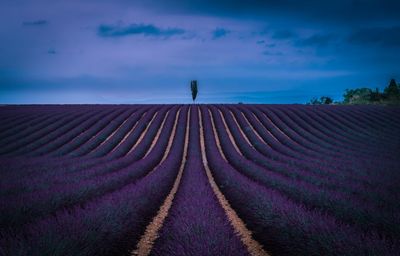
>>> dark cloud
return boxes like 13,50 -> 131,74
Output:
348,27 -> 400,47
295,34 -> 335,47
212,28 -> 230,39
256,40 -> 276,48
272,30 -> 296,39
262,50 -> 283,56
22,20 -> 48,26
97,23 -> 185,38
269,29 -> 335,48
141,0 -> 400,25
2,0 -> 399,104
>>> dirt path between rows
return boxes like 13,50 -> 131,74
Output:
127,111 -> 159,155
132,107 -> 189,256
208,109 -> 227,161
199,108 -> 270,256
228,110 -> 253,146
144,110 -> 170,157
110,112 -> 147,153
240,111 -> 272,146
215,109 -> 243,156
88,110 -> 137,154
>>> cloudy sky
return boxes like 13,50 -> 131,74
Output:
1,0 -> 399,103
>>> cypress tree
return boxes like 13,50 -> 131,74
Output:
191,80 -> 198,103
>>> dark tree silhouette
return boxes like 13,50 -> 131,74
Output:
384,78 -> 399,98
343,88 -> 373,104
370,88 -> 382,102
307,96 -> 333,105
320,96 -> 333,104
191,80 -> 198,103
312,78 -> 399,105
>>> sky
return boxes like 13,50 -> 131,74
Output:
0,0 -> 399,104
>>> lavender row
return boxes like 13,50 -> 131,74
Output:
0,105 -> 121,144
0,105 -> 155,181
342,105 -> 400,134
200,105 -> 398,256
0,112 -> 31,133
0,106 -> 68,139
293,105 -> 394,148
225,106 -> 399,206
278,106 -> 397,159
249,105 -> 352,165
0,113 -> 50,143
0,110 -> 86,155
63,108 -> 136,157
42,107 -> 127,156
253,105 -> 387,168
85,106 -> 149,158
14,108 -> 119,156
262,105 -> 373,160
314,105 -> 400,149
209,106 -> 400,241
264,105 -> 400,172
0,113 -> 57,146
237,105 -> 350,172
236,106 -> 400,208
235,105 -> 374,183
0,106 -> 169,199
283,106 -> 383,152
151,106 -> 248,256
0,106 -> 178,233
0,106 -> 189,256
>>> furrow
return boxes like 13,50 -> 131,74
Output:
144,110 -> 170,158
132,107 -> 189,256
127,112 -> 159,155
110,112 -> 147,154
216,109 -> 243,156
199,107 -> 269,256
86,109 -> 138,155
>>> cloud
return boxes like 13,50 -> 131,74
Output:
140,0 -> 400,25
272,29 -> 296,39
97,23 -> 185,38
348,27 -> 400,47
269,29 -> 334,48
256,40 -> 275,48
22,20 -> 48,26
212,27 -> 230,39
262,50 -> 283,56
295,34 -> 335,47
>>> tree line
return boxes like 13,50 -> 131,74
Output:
308,79 -> 400,105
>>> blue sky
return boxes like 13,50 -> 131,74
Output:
0,0 -> 399,104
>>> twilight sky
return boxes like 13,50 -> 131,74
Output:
1,0 -> 399,104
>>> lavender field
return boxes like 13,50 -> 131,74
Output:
1,104 -> 400,256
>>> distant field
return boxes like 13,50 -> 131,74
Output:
1,104 -> 400,256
